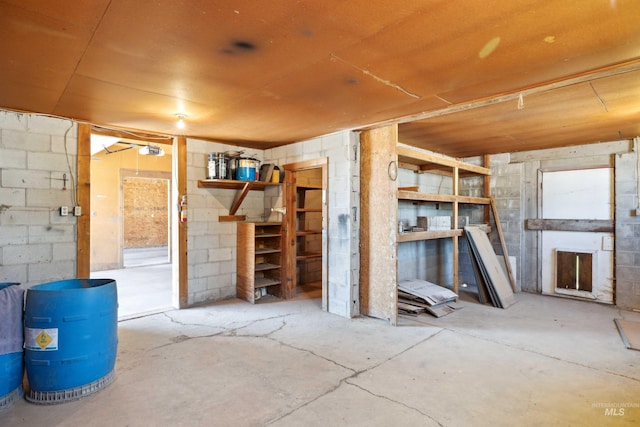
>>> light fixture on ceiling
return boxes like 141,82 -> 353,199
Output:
139,145 -> 165,156
176,114 -> 186,129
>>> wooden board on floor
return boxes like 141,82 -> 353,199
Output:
614,319 -> 640,351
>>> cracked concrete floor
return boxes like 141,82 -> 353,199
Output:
2,293 -> 639,426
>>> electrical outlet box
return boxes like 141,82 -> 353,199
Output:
60,206 -> 69,216
73,206 -> 82,217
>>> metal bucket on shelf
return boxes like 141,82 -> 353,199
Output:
207,152 -> 230,179
24,278 -> 118,404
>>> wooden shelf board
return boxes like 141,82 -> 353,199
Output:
255,233 -> 281,238
198,179 -> 280,190
396,146 -> 491,176
296,208 -> 322,213
398,190 -> 490,205
219,215 -> 246,222
255,248 -> 281,254
296,184 -> 323,190
254,278 -> 282,288
255,222 -> 283,227
255,263 -> 280,271
296,230 -> 322,236
297,251 -> 322,260
397,229 -> 463,242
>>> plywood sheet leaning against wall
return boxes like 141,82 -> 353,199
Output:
360,125 -> 398,325
465,226 -> 516,308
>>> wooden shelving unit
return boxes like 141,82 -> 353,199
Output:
395,145 -> 491,290
198,179 -> 280,221
237,222 -> 283,303
360,124 -> 493,325
285,178 -> 323,295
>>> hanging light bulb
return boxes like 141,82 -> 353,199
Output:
176,114 -> 186,129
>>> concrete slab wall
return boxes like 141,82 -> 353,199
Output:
494,140 -> 634,309
186,138 -> 265,305
397,165 -> 455,287
615,148 -> 640,310
0,111 -> 78,287
265,131 -> 360,318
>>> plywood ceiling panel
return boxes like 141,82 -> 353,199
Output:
0,0 -> 639,155
399,71 -> 640,157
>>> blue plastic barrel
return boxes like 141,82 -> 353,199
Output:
24,279 -> 118,404
0,282 -> 23,411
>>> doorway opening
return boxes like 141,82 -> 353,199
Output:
89,135 -> 174,319
284,159 -> 328,309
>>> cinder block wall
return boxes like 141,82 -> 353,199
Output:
265,131 -> 360,317
396,163 -> 455,286
186,138 -> 265,305
0,111 -> 78,287
491,140 -> 635,310
615,150 -> 640,310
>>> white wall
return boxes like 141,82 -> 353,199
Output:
0,111 -> 78,287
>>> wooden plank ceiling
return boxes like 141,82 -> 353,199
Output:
0,0 -> 639,157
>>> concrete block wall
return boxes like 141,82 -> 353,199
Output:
265,130 -> 360,318
488,153 -> 523,291
615,150 -> 640,310
0,110 -> 78,287
397,166 -> 455,287
186,138 -> 266,305
496,140 -> 630,300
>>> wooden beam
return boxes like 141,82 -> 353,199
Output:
361,58 -> 640,129
397,229 -> 463,243
490,198 -> 518,293
483,155 -> 491,223
397,190 -> 490,205
452,166 -> 459,295
360,125 -> 398,325
76,123 -> 91,278
397,146 -> 491,176
176,136 -> 188,309
91,125 -> 174,143
525,219 -> 614,233
229,182 -> 252,216
219,215 -> 247,222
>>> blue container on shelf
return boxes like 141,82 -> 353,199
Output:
236,158 -> 258,181
24,278 -> 118,404
0,282 -> 24,411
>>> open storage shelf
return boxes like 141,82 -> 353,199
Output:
198,179 -> 281,221
237,222 -> 283,303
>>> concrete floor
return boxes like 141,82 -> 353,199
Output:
2,292 -> 639,426
91,247 -> 173,320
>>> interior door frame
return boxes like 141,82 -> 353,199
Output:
283,158 -> 328,310
76,124 -> 188,309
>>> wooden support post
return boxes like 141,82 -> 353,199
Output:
452,166 -> 459,294
490,198 -> 518,293
360,125 -> 398,325
483,155 -> 491,223
176,136 -> 189,308
76,123 -> 91,278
